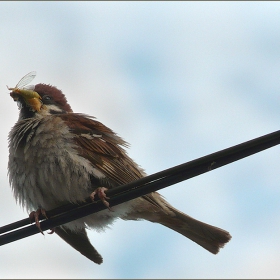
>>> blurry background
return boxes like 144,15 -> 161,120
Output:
1,1 -> 280,278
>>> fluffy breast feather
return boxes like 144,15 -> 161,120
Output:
8,115 -> 104,211
8,114 -> 143,231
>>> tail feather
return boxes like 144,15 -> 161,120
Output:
124,193 -> 231,254
157,209 -> 231,254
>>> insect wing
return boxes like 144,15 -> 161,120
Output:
23,84 -> 36,91
15,71 -> 37,89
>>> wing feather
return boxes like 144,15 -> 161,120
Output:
60,114 -> 144,186
55,226 -> 103,264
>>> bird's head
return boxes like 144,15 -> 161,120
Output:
9,83 -> 73,119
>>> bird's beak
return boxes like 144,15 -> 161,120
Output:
9,88 -> 42,112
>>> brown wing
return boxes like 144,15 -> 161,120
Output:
60,113 -> 145,187
55,226 -> 103,264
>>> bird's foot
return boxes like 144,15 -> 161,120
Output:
90,187 -> 113,211
29,208 -> 48,235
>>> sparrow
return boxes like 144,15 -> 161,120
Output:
7,72 -> 231,264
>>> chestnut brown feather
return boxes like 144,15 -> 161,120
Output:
34,83 -> 73,113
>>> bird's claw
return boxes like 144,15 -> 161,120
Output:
29,208 -> 48,235
90,187 -> 113,211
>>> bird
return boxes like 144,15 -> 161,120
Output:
7,71 -> 231,265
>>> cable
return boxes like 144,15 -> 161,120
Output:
1,128 -> 280,246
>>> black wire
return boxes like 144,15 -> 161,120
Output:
1,128 -> 280,246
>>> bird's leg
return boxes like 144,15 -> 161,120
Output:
29,208 -> 48,235
90,187 -> 113,211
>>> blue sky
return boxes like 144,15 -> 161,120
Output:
1,1 -> 280,278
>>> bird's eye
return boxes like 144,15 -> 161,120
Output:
43,95 -> 52,101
